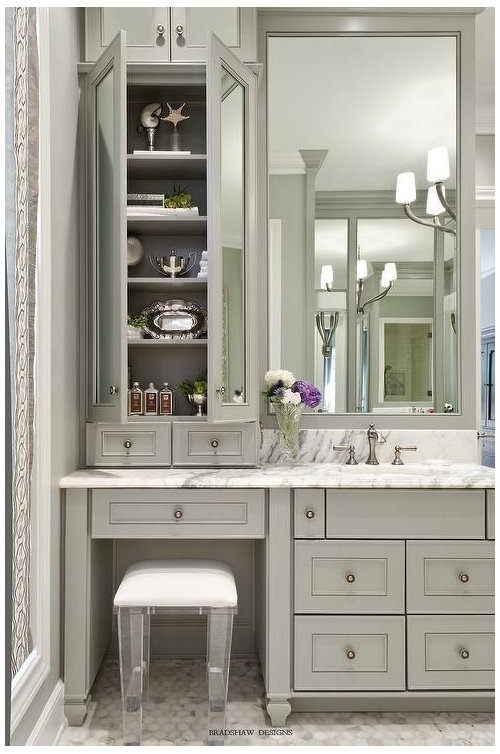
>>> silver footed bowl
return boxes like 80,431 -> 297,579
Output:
187,393 -> 207,416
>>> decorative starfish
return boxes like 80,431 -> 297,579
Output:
161,102 -> 189,129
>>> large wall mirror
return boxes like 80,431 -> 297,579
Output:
267,34 -> 458,416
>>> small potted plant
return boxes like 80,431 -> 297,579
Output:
127,313 -> 147,340
164,184 -> 198,215
179,372 -> 207,416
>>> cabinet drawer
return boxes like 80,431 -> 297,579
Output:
294,616 -> 405,691
407,615 -> 494,690
486,490 -> 494,539
295,540 -> 405,614
86,423 -> 171,466
407,541 -> 494,614
172,422 -> 258,466
91,489 -> 265,538
326,489 -> 485,539
294,490 -> 325,538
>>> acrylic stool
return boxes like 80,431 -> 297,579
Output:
113,559 -> 237,746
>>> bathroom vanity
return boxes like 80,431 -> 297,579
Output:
60,464 -> 494,726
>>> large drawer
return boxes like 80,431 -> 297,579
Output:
406,540 -> 494,614
86,423 -> 171,467
172,422 -> 258,467
486,490 -> 494,539
326,489 -> 485,539
407,615 -> 494,690
294,615 -> 405,691
294,490 -> 325,538
295,540 -> 405,614
91,489 -> 265,538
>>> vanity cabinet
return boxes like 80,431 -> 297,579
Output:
84,30 -> 259,466
84,8 -> 257,64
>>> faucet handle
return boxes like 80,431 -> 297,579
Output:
391,445 -> 417,465
332,444 -> 358,465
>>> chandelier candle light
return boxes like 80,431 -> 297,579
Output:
356,257 -> 398,315
263,370 -> 321,462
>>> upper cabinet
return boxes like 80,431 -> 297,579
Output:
84,8 -> 257,64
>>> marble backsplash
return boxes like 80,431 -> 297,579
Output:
260,429 -> 480,465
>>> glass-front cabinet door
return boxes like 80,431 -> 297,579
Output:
87,31 -> 126,422
207,33 -> 258,422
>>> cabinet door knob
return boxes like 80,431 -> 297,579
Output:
123,440 -> 133,449
305,509 -> 315,519
346,649 -> 356,660
216,385 -> 226,396
156,24 -> 165,36
346,573 -> 356,584
459,648 -> 470,660
459,572 -> 470,583
211,438 -> 219,449
173,509 -> 183,520
175,24 -> 184,36
109,385 -> 118,396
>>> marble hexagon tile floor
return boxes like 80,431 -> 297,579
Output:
58,658 -> 494,747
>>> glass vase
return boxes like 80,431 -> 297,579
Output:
274,402 -> 304,462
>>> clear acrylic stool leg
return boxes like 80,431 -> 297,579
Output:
117,608 -> 148,745
207,609 -> 234,746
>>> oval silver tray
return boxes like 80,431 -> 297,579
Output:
141,299 -> 207,340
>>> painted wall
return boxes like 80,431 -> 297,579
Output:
10,7 -> 81,745
476,134 -> 494,186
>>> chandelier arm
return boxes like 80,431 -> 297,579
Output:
357,281 -> 394,315
403,204 -> 456,235
435,181 -> 457,221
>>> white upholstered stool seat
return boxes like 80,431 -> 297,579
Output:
113,559 -> 237,746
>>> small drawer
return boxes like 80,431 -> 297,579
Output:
407,615 -> 494,690
326,489 -> 485,539
86,423 -> 171,466
486,490 -> 494,539
407,540 -> 494,614
172,422 -> 258,466
294,615 -> 405,691
294,490 -> 325,538
91,489 -> 265,538
295,540 -> 405,614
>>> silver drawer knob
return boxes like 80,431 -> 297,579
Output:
109,385 -> 118,396
459,648 -> 470,660
459,572 -> 470,583
211,438 -> 219,449
346,649 -> 356,660
305,509 -> 315,519
173,510 -> 183,520
123,440 -> 133,449
175,24 -> 184,36
156,24 -> 165,36
346,573 -> 356,584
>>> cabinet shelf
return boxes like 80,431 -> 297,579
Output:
127,339 -> 208,347
127,277 -> 207,292
127,215 -> 208,236
127,154 -> 207,180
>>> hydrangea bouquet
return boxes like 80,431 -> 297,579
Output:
263,370 -> 321,461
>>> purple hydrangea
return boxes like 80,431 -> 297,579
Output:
291,380 -> 322,408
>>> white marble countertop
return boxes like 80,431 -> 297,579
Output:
60,463 -> 495,489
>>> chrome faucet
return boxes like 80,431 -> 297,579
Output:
366,424 -> 380,465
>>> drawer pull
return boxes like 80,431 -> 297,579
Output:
123,440 -> 133,450
346,649 -> 356,660
305,509 -> 315,519
459,648 -> 470,660
156,24 -> 165,36
210,438 -> 219,449
345,573 -> 356,584
173,509 -> 183,520
175,24 -> 184,36
458,572 -> 470,583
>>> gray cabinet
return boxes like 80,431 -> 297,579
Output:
86,422 -> 171,467
171,8 -> 256,62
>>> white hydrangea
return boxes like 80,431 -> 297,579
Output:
281,388 -> 302,405
264,369 -> 296,389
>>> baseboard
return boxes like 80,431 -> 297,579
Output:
25,680 -> 66,746
291,691 -> 495,714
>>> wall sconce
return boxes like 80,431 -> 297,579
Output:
315,311 -> 339,357
357,259 -> 397,315
320,264 -> 334,291
396,147 -> 456,235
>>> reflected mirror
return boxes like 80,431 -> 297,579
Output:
267,35 -> 458,415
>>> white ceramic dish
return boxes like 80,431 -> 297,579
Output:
127,236 -> 144,266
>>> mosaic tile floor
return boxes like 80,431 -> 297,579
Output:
59,658 -> 494,747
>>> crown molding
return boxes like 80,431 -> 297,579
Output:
269,151 -> 305,175
476,186 -> 495,202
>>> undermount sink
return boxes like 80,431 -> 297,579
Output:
338,463 -> 444,475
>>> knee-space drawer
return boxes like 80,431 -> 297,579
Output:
407,540 -> 494,614
294,615 -> 405,691
172,422 -> 258,466
91,489 -> 265,538
86,423 -> 171,466
407,615 -> 494,690
295,540 -> 405,614
326,489 -> 485,539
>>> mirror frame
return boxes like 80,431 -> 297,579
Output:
257,8 -> 478,429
